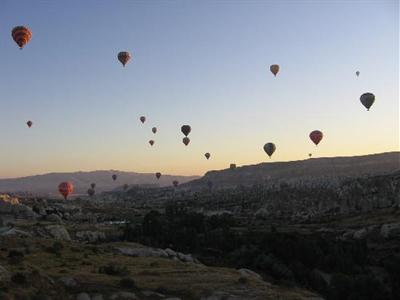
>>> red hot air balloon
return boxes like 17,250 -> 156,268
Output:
112,174 -> 117,181
118,51 -> 131,67
182,137 -> 190,146
205,153 -> 211,160
12,26 -> 32,49
155,172 -> 161,179
181,125 -> 191,137
26,121 -> 33,128
149,140 -> 155,146
173,180 -> 179,187
58,182 -> 73,200
152,127 -> 157,134
309,130 -> 323,146
140,116 -> 146,124
87,188 -> 95,197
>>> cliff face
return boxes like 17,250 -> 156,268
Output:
186,152 -> 400,190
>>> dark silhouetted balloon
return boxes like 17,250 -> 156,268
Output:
90,183 -> 96,189
152,127 -> 157,134
118,51 -> 131,67
58,182 -> 73,200
230,163 -> 236,170
263,143 -> 276,158
309,130 -> 323,146
270,64 -> 280,77
149,140 -> 155,146
181,125 -> 191,136
356,71 -> 360,77
112,174 -> 117,181
360,93 -> 375,111
308,153 -> 312,158
183,137 -> 190,146
205,152 -> 210,160
156,172 -> 161,179
173,180 -> 179,187
26,121 -> 32,128
140,116 -> 146,123
12,26 -> 32,49
87,188 -> 95,197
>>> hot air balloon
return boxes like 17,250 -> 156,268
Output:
356,71 -> 360,77
360,93 -> 375,111
270,64 -> 280,77
152,127 -> 157,134
263,143 -> 276,158
204,153 -> 211,160
173,180 -> 179,187
91,183 -> 96,189
308,153 -> 312,158
112,174 -> 117,181
12,26 -> 32,49
117,51 -> 131,67
156,172 -> 161,179
87,188 -> 95,197
26,121 -> 32,128
181,125 -> 191,137
149,140 -> 155,146
230,163 -> 236,170
140,116 -> 146,124
183,137 -> 190,146
58,182 -> 73,200
309,130 -> 323,146
123,184 -> 129,191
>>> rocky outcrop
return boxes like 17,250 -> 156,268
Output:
380,223 -> 400,239
75,231 -> 106,243
35,225 -> 71,240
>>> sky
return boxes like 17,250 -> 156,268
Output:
0,0 -> 398,178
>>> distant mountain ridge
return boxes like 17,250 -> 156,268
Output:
185,152 -> 400,189
0,170 -> 199,196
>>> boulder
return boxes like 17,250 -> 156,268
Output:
75,231 -> 106,243
59,276 -> 78,287
110,292 -> 138,299
76,293 -> 91,300
238,268 -> 262,280
380,223 -> 400,239
44,225 -> 71,240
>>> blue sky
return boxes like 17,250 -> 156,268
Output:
0,0 -> 398,177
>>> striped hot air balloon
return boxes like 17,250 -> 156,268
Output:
12,26 -> 32,49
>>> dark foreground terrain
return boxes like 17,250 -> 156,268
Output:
0,168 -> 399,300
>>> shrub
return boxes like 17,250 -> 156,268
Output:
119,277 -> 136,289
98,263 -> 130,276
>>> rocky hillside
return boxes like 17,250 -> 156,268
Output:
0,170 -> 199,196
185,152 -> 400,189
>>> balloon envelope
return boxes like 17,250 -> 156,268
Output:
356,71 -> 360,77
181,125 -> 191,136
118,51 -> 131,67
90,183 -> 96,189
230,163 -> 236,170
205,153 -> 211,160
309,130 -> 323,146
270,64 -> 280,76
182,137 -> 190,146
149,140 -> 155,146
26,121 -> 32,128
112,174 -> 117,181
12,26 -> 32,49
140,116 -> 146,123
263,143 -> 276,158
156,172 -> 161,179
360,93 -> 375,111
87,188 -> 95,197
58,182 -> 73,200
173,180 -> 179,187
152,127 -> 157,134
